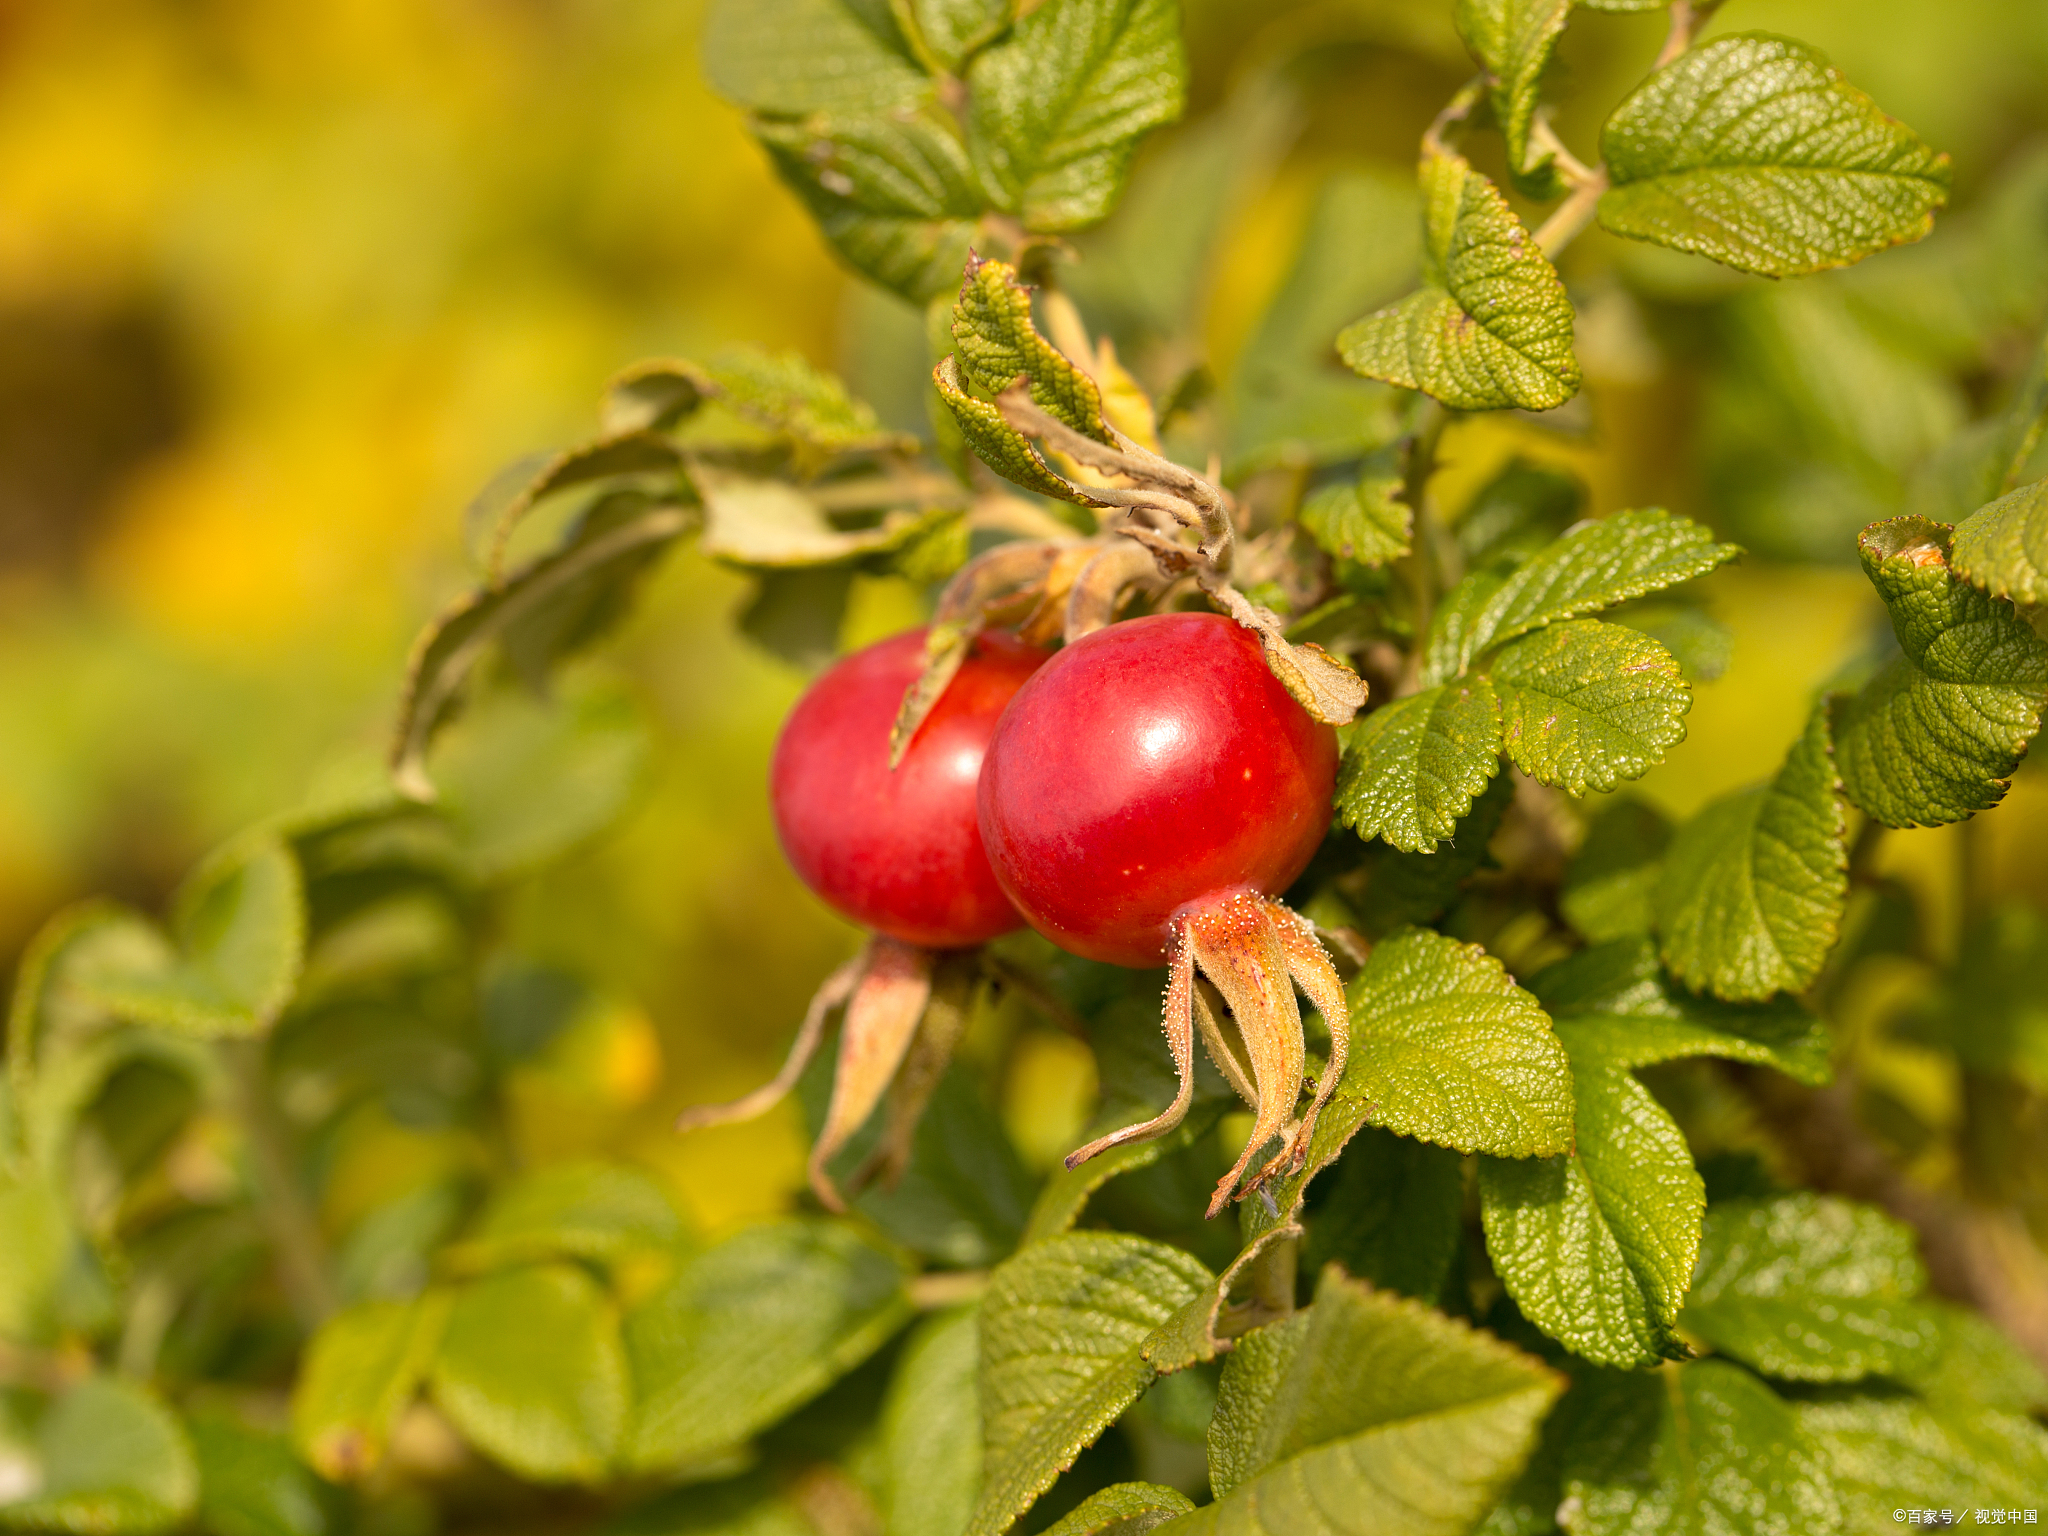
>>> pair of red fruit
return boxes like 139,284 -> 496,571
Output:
699,611 -> 1347,1219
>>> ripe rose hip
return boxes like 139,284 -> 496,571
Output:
771,625 -> 1040,948
681,627 -> 1045,1210
978,611 -> 1353,1216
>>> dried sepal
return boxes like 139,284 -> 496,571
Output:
1060,892 -> 1354,1220
850,951 -> 981,1192
1207,584 -> 1370,726
1064,540 -> 1168,642
808,937 -> 934,1212
672,953 -> 862,1132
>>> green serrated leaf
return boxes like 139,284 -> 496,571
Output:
1424,509 -> 1739,685
1560,1360 -> 1843,1535
1353,770 -> 1515,936
1190,1268 -> 1562,1535
1599,32 -> 1951,278
964,0 -> 1186,231
902,0 -> 1013,72
1795,1392 -> 2048,1523
1040,1484 -> 1195,1536
1680,1193 -> 1940,1383
290,1293 -> 451,1481
1333,683 -> 1504,854
695,473 -> 956,570
1454,0 -> 1572,194
440,1160 -> 690,1277
1339,150 -> 1579,413
934,355 -> 1101,503
1300,461 -> 1412,567
703,0 -> 926,117
1535,937 -> 1832,1086
430,1264 -> 627,1483
1656,702 -> 1847,1003
0,1378 -> 197,1535
463,432 -> 684,577
1302,1126 -> 1464,1305
624,1219 -> 912,1474
971,1232 -> 1216,1536
1952,476 -> 2048,607
74,834 -> 305,1039
1560,798 -> 1671,943
1486,619 -> 1691,795
1834,517 -> 2048,828
880,1307 -> 984,1536
1479,1033 -> 1701,1369
189,1409 -> 340,1536
1322,928 -> 1573,1161
1901,1300 -> 2048,1414
705,346 -> 920,465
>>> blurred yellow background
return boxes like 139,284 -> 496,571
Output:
4,0 -> 2047,1240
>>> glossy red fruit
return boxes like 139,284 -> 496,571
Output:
771,627 -> 1044,949
977,611 -> 1339,967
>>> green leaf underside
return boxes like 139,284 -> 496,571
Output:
1301,468 -> 1412,567
1561,1360 -> 1843,1534
881,1308 -> 985,1536
971,1232 -> 1216,1536
965,0 -> 1187,231
1834,517 -> 2048,828
1040,1484 -> 1197,1536
1952,477 -> 2048,606
77,834 -> 306,1037
1339,150 -> 1579,412
625,1220 -> 912,1473
1424,509 -> 1738,685
1480,1057 -> 1700,1369
1190,1269 -> 1561,1536
1681,1194 -> 1939,1383
1796,1394 -> 2048,1521
430,1264 -> 628,1484
1656,703 -> 1847,1002
1316,929 -> 1573,1165
1599,32 -> 1952,278
1454,0 -> 1572,188
0,1377 -> 199,1534
1487,619 -> 1691,795
291,1293 -> 452,1480
1335,683 -> 1502,853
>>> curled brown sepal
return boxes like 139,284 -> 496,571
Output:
1060,891 -> 1353,1221
889,540 -> 1077,767
673,937 -> 979,1214
1204,582 -> 1369,727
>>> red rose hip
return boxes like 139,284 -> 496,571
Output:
977,611 -> 1354,1216
772,626 -> 1041,948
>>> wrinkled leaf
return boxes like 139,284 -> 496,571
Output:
951,256 -> 1114,441
1455,0 -> 1573,194
440,1160 -> 689,1277
1560,1360 -> 1842,1535
1042,1484 -> 1195,1536
1300,461 -> 1411,568
1424,509 -> 1738,685
1317,929 -> 1573,1164
1795,1393 -> 2048,1524
965,0 -> 1186,231
1192,1268 -> 1561,1535
971,1232 -> 1216,1536
1834,517 -> 2048,828
1487,619 -> 1691,796
1334,683 -> 1503,854
1599,33 -> 1951,277
1656,702 -> 1847,1002
1339,150 -> 1579,413
1681,1193 -> 1939,1383
1952,476 -> 2048,606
